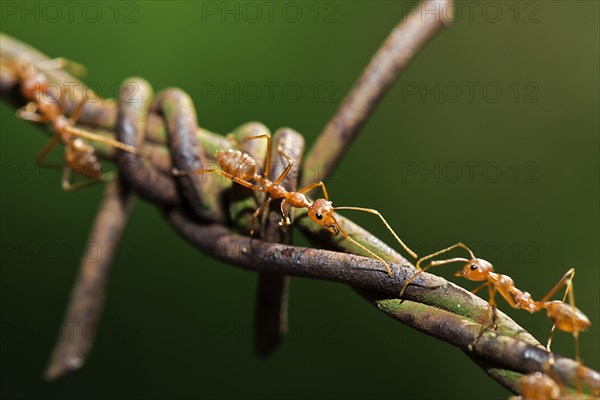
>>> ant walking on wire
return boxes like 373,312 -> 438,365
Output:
513,274 -> 597,400
515,369 -> 598,400
399,242 -> 590,356
3,57 -> 145,190
173,133 -> 418,276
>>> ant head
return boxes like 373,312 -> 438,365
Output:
455,258 -> 493,281
307,199 -> 338,235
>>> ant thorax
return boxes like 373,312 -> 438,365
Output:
496,274 -> 514,287
286,192 -> 310,208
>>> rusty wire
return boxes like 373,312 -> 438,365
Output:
44,179 -> 134,380
1,0 -> 599,396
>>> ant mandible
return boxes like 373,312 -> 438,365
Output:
173,133 -> 418,276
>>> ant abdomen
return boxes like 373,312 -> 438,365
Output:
66,138 -> 102,181
545,301 -> 590,333
217,149 -> 258,181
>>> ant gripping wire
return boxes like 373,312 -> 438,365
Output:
1,0 -> 599,394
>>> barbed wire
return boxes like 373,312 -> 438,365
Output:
1,0 -> 598,396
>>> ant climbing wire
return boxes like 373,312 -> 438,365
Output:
172,133 -> 418,276
399,242 -> 590,354
2,57 -> 145,190
515,372 -> 562,400
513,281 -> 597,399
514,370 -> 598,400
400,242 -> 597,398
514,322 -> 598,400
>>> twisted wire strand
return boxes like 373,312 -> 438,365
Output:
1,0 -> 598,394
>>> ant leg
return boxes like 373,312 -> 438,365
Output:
490,303 -> 499,331
472,282 -> 515,335
250,197 -> 272,236
61,164 -> 95,192
63,126 -> 148,157
335,222 -> 392,277
399,243 -> 474,297
333,206 -> 417,259
70,98 -> 87,123
173,167 -> 262,192
471,281 -> 490,295
273,147 -> 292,186
539,268 -> 575,305
472,280 -> 515,332
63,172 -> 112,192
298,181 -> 329,201
58,88 -> 67,113
61,166 -> 113,192
469,285 -> 499,350
61,164 -> 73,191
399,257 -> 470,297
536,267 -> 584,392
486,284 -> 498,319
17,103 -> 48,123
416,242 -> 475,270
280,199 -> 291,226
18,109 -> 47,123
561,272 -> 583,368
36,136 -> 61,166
400,242 -> 481,297
541,269 -> 576,352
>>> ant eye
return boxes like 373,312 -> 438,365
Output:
470,264 -> 478,270
315,212 -> 323,220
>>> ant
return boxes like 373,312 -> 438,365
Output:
514,370 -> 598,400
399,242 -> 591,355
514,336 -> 599,400
402,243 -> 596,397
4,57 -> 145,190
173,133 -> 418,276
515,300 -> 597,399
513,372 -> 562,400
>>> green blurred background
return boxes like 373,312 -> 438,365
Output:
1,1 -> 598,399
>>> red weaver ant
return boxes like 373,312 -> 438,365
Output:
173,134 -> 418,276
399,242 -> 590,354
4,57 -> 144,190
